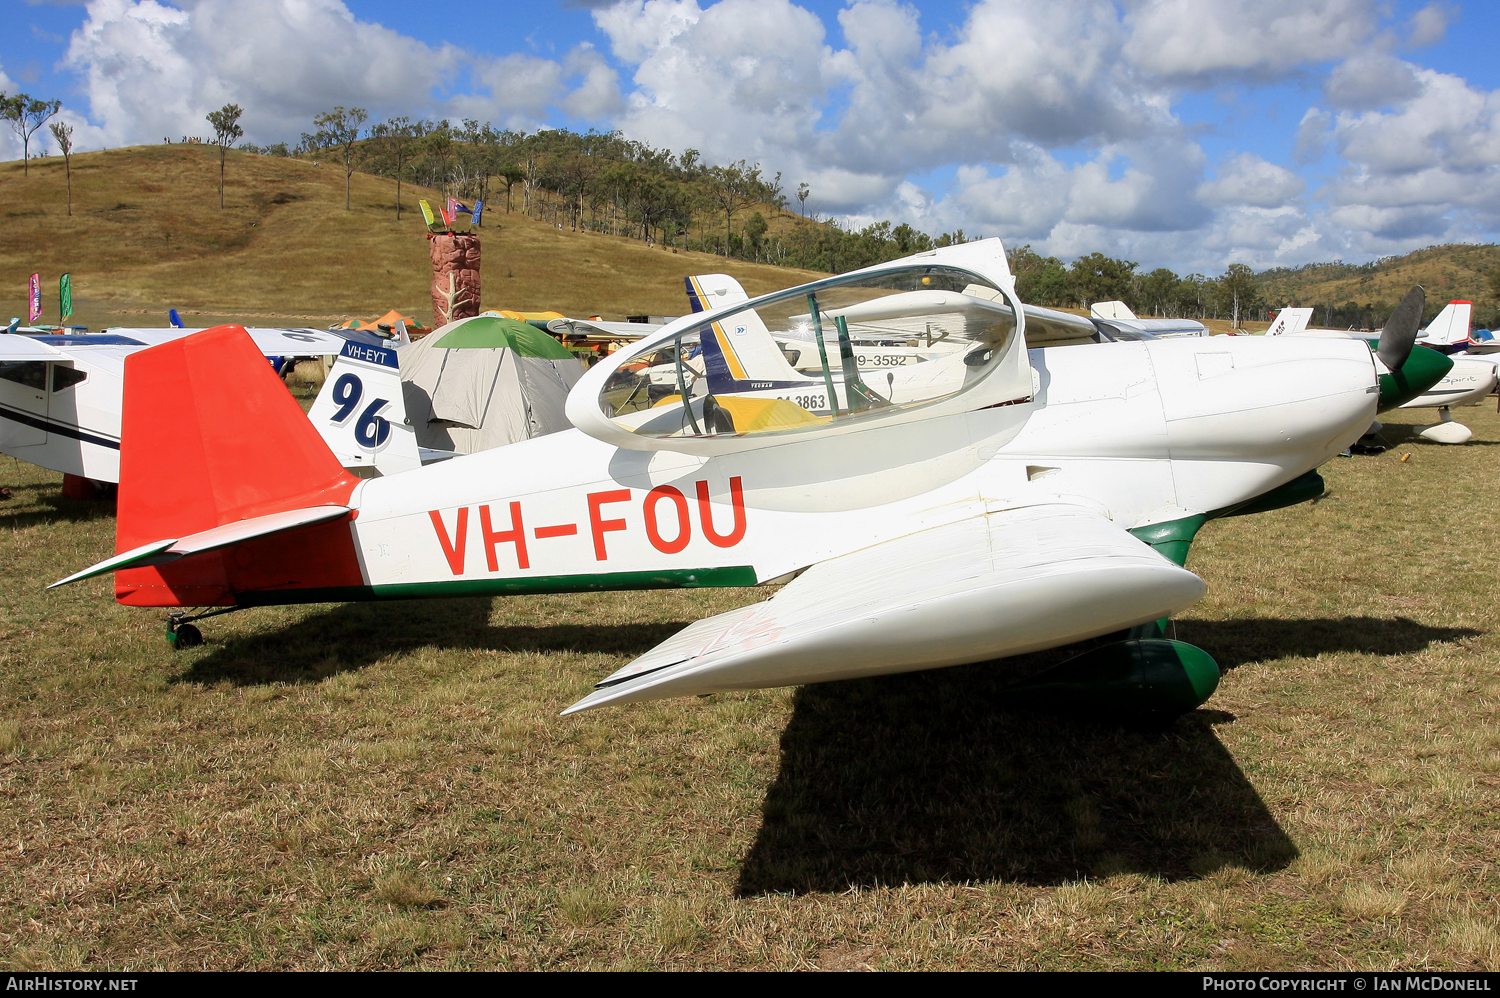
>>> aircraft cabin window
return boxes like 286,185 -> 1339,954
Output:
51,366 -> 87,392
0,361 -> 48,391
599,265 -> 1016,439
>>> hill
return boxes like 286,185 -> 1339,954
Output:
1257,244 -> 1500,328
0,145 -> 826,331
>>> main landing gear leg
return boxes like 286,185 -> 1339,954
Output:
166,606 -> 245,649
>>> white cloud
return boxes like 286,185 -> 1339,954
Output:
56,0 -> 619,147
1325,52 -> 1423,110
1406,2 -> 1453,47
1122,0 -> 1380,82
1198,153 -> 1305,208
64,0 -> 460,146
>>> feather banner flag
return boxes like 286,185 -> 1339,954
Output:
418,199 -> 436,226
470,200 -> 483,226
59,273 -> 72,321
28,273 -> 41,324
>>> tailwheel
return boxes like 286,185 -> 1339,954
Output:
165,606 -> 244,649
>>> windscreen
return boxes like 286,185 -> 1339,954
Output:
598,265 -> 1015,440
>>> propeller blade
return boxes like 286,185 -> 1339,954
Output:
1377,286 -> 1426,371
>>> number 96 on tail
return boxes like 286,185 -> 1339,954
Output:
308,341 -> 420,476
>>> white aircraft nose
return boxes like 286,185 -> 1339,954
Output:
1148,337 -> 1377,511
1150,337 -> 1376,456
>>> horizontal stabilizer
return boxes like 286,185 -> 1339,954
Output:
50,504 -> 351,589
564,504 -> 1205,713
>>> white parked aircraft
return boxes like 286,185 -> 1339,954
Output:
1089,301 -> 1209,338
52,240 -> 1449,720
1267,300 -> 1497,443
0,326 -> 391,483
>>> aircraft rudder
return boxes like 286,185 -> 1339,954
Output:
114,325 -> 361,604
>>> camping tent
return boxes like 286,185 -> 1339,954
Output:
337,309 -> 432,337
400,315 -> 586,454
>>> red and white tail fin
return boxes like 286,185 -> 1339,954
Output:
1266,307 -> 1314,336
107,326 -> 364,607
1419,301 -> 1473,346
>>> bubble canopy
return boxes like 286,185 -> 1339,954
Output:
581,264 -> 1026,451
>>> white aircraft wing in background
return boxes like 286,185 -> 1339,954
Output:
102,326 -> 380,360
545,317 -> 663,342
564,503 -> 1204,713
1090,300 -> 1208,338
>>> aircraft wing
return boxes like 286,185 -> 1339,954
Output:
564,503 -> 1205,713
246,328 -> 379,356
0,336 -> 65,361
545,318 -> 662,341
102,327 -> 383,357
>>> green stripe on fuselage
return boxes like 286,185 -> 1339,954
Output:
233,566 -> 760,607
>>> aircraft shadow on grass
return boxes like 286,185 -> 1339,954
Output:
173,597 -> 681,687
0,489 -> 116,530
735,615 -> 1479,893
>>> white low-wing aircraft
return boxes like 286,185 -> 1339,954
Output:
0,326 -> 391,483
52,240 -> 1449,719
1089,301 -> 1208,338
1268,300 -> 1497,443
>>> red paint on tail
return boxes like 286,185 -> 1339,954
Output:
113,326 -> 363,607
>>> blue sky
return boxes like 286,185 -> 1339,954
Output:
3,0 -> 1498,274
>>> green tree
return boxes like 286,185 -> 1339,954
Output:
497,163 -> 524,214
1173,274 -> 1210,318
743,210 -> 768,260
49,120 -> 74,216
424,120 -> 453,194
1007,245 -> 1070,306
1137,267 -> 1180,316
205,103 -> 244,208
1,93 -> 62,176
707,161 -> 758,257
370,117 -> 418,219
1069,252 -> 1137,307
1218,262 -> 1259,328
312,105 -> 368,210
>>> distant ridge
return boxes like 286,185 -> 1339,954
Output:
1257,243 -> 1499,327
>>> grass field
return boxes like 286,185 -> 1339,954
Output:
0,146 -> 825,332
1,395 -> 1497,971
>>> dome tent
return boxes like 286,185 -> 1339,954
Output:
400,315 -> 586,455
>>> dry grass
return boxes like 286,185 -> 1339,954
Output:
0,146 -> 825,332
0,404 -> 1498,969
